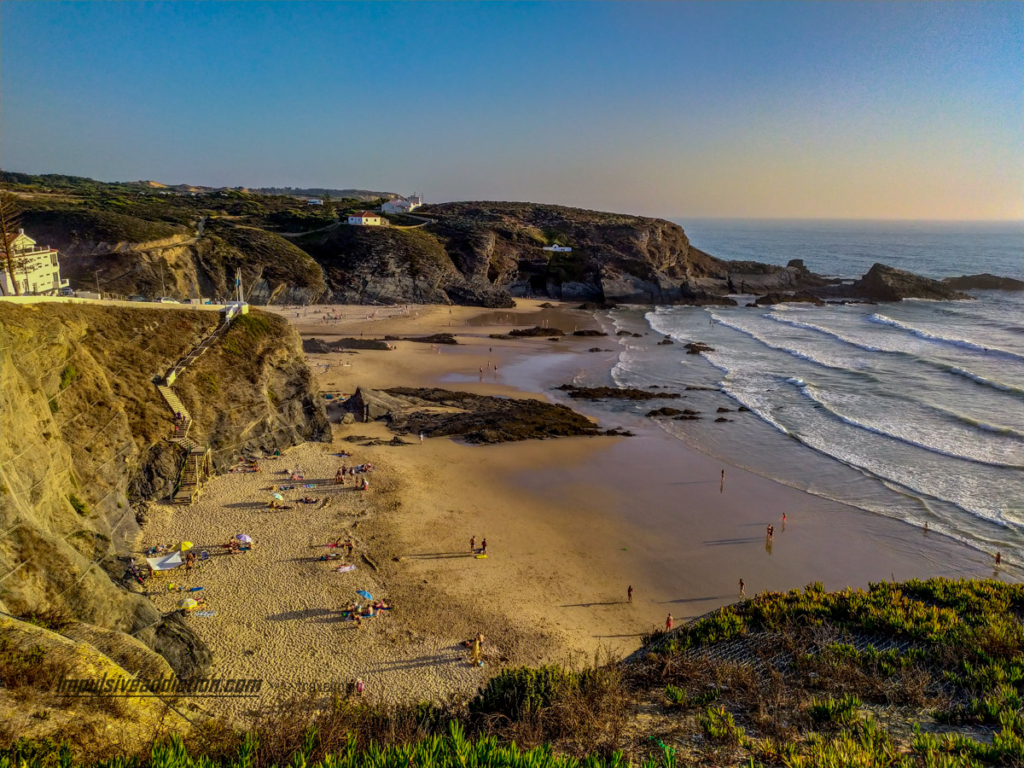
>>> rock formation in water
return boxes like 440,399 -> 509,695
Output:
942,273 -> 1024,291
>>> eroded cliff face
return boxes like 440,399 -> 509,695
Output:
0,303 -> 328,681
22,210 -> 328,303
418,202 -> 802,305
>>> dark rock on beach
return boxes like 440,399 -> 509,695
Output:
303,337 -> 392,352
715,417 -> 733,423
684,342 -> 715,355
717,407 -> 732,413
556,384 -> 681,400
646,407 -> 683,418
617,330 -> 633,336
349,387 -> 605,443
491,326 -> 565,339
738,406 -> 751,412
403,333 -> 459,345
658,337 -> 674,345
572,329 -> 608,337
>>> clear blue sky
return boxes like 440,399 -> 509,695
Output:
2,1 -> 1021,219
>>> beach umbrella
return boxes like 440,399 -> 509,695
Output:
179,597 -> 199,609
272,493 -> 284,501
356,590 -> 373,600
236,534 -> 252,543
180,542 -> 193,552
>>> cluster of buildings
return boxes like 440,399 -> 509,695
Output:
0,229 -> 69,296
346,194 -> 424,227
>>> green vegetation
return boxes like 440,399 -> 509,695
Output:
22,208 -> 187,244
219,312 -> 282,358
67,494 -> 87,515
5,579 -> 1024,767
59,365 -> 77,391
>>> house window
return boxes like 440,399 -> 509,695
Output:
50,254 -> 58,266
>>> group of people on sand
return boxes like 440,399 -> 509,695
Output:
342,599 -> 392,627
469,536 -> 487,555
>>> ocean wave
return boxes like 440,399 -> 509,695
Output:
767,312 -> 1024,398
768,313 -> 897,354
869,314 -> 1024,362
946,366 -> 1024,397
791,381 -> 1024,469
708,314 -> 874,377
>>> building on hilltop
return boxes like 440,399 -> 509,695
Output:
381,194 -> 423,214
0,229 -> 69,296
542,244 -> 573,252
348,211 -> 383,226
307,199 -> 323,206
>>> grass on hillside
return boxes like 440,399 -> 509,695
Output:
5,579 -> 1023,767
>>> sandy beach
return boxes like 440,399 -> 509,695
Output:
138,299 -> 1000,719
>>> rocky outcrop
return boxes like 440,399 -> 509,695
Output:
840,264 -> 972,302
346,387 -> 608,443
0,304 -> 327,682
942,273 -> 1024,291
555,385 -> 682,400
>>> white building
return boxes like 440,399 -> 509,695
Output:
348,211 -> 383,226
0,229 -> 69,296
307,198 -> 323,206
381,195 -> 423,214
542,244 -> 573,252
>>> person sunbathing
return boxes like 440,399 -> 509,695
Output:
300,497 -> 317,504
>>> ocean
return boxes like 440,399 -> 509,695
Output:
599,220 -> 1024,566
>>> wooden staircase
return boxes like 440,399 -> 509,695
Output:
156,303 -> 246,504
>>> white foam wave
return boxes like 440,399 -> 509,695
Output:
869,314 -> 1024,362
709,314 -> 865,375
947,366 -> 1024,396
792,381 -> 1024,469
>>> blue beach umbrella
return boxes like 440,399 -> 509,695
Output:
357,590 -> 373,600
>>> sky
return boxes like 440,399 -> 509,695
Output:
1,1 -> 1021,220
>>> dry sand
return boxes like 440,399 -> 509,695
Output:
139,299 -> 996,720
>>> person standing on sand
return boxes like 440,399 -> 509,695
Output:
720,469 -> 725,493
739,579 -> 746,598
481,538 -> 487,554
666,613 -> 673,631
996,552 -> 1002,566
470,536 -> 476,553
627,585 -> 633,603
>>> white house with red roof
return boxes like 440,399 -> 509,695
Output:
348,211 -> 383,226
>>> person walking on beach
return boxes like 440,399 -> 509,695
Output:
720,469 -> 725,493
470,536 -> 476,553
481,538 -> 487,554
739,579 -> 746,598
419,432 -> 424,445
627,585 -> 633,603
996,552 -> 1002,566
666,613 -> 673,631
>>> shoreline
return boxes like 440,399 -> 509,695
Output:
139,299 -> 1006,719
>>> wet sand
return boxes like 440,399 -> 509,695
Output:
140,299 -> 998,719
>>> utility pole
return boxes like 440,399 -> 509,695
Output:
160,262 -> 166,297
95,269 -> 102,297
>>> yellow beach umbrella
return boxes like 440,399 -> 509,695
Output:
179,597 -> 199,610
180,542 -> 193,552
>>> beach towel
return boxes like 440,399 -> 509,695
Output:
335,564 -> 355,573
146,552 -> 184,572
